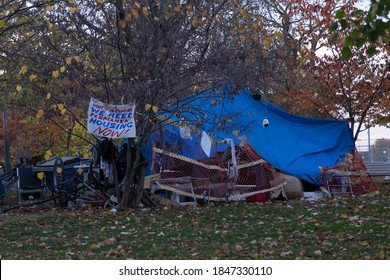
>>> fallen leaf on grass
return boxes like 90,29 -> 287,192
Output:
280,251 -> 293,257
90,243 -> 101,249
235,244 -> 243,252
314,250 -> 322,256
105,237 -> 117,244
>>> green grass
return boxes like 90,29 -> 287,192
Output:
0,183 -> 389,260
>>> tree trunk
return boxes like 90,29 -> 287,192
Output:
120,138 -> 143,209
131,164 -> 145,208
112,158 -> 121,203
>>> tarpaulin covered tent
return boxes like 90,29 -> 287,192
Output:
155,86 -> 356,186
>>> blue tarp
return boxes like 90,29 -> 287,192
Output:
156,87 -> 355,185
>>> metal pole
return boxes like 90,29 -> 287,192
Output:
1,69 -> 12,172
388,148 -> 390,162
2,109 -> 11,173
367,127 -> 372,163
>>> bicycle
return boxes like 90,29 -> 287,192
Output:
44,172 -> 118,209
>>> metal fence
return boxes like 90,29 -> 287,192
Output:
364,162 -> 390,176
355,139 -> 390,163
355,140 -> 390,176
357,147 -> 390,162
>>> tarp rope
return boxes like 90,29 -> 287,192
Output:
153,147 -> 286,202
153,147 -> 265,172
153,147 -> 226,171
154,180 -> 286,202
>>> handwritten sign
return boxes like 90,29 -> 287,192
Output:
87,97 -> 136,138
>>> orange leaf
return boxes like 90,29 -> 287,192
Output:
192,16 -> 198,28
37,109 -> 44,118
142,7 -> 149,17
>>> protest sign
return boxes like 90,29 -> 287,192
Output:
87,98 -> 136,138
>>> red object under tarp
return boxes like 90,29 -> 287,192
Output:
246,193 -> 267,203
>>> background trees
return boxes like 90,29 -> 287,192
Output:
1,0 -> 277,207
253,0 -> 389,140
304,0 -> 389,141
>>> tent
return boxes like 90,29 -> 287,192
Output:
154,86 -> 356,186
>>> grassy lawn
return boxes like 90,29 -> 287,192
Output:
0,181 -> 389,260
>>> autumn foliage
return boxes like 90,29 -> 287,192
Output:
0,0 -> 389,207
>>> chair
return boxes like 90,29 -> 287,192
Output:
16,167 -> 45,204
